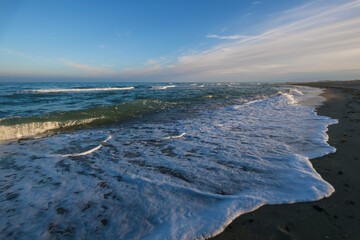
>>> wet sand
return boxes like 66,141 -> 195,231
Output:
211,80 -> 360,240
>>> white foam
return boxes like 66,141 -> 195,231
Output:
162,133 -> 186,140
24,87 -> 134,93
291,86 -> 326,108
290,88 -> 304,96
62,136 -> 112,157
0,88 -> 338,240
151,85 -> 175,90
191,84 -> 205,88
0,117 -> 100,141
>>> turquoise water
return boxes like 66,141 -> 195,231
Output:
0,82 -> 337,239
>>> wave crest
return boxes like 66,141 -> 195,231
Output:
24,87 -> 134,93
151,85 -> 175,90
0,100 -> 170,141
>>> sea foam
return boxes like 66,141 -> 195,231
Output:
61,135 -> 112,157
151,85 -> 176,90
0,86 -> 337,239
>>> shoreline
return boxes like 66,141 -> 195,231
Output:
211,81 -> 360,240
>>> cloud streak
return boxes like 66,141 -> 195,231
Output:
144,57 -> 173,67
206,34 -> 250,40
62,61 -> 116,76
0,48 -> 117,77
124,0 -> 360,82
0,48 -> 50,62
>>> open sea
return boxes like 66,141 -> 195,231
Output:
0,82 -> 337,239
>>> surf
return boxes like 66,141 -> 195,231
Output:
23,87 -> 134,93
0,83 -> 339,240
0,99 -> 172,141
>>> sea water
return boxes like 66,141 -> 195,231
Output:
0,82 -> 337,239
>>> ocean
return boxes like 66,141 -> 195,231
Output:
0,82 -> 337,239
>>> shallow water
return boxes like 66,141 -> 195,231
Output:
0,82 -> 337,239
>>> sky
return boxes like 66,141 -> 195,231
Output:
0,0 -> 359,82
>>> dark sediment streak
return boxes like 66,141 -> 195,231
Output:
211,80 -> 360,240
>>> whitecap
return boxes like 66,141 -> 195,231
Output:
151,85 -> 175,90
162,133 -> 186,140
24,87 -> 134,93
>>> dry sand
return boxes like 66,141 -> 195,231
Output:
211,80 -> 360,240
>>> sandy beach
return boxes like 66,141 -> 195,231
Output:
212,80 -> 360,240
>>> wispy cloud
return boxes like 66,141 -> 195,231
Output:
144,57 -> 172,67
206,34 -> 250,40
101,64 -> 115,68
0,48 -> 118,77
124,0 -> 360,82
115,30 -> 131,39
0,48 -> 50,62
62,61 -> 116,76
144,59 -> 158,66
99,44 -> 105,49
252,1 -> 261,5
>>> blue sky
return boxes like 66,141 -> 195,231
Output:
0,0 -> 359,82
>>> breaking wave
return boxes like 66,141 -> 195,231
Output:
0,100 -> 171,141
23,87 -> 134,93
151,85 -> 176,90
